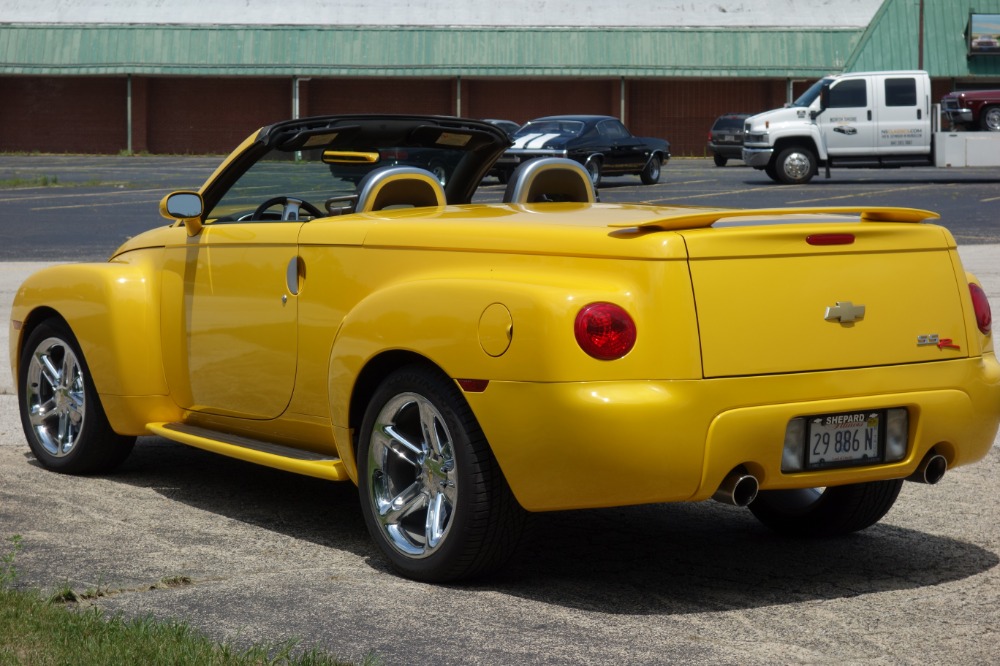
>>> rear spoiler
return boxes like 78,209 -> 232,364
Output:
607,206 -> 939,231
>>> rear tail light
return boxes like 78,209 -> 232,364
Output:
969,283 -> 992,335
574,303 -> 637,360
806,233 -> 855,246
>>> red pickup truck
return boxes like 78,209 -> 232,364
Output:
942,90 -> 1000,131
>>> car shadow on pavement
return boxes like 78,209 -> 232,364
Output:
489,501 -> 997,614
95,438 -> 996,614
108,437 -> 373,558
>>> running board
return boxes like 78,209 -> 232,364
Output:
147,422 -> 349,481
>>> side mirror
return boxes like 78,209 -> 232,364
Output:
159,191 -> 204,236
814,83 -> 831,119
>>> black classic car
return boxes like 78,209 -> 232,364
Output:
491,115 -> 670,186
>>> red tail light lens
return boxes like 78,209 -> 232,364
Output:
970,283 -> 992,335
806,233 -> 855,246
574,303 -> 637,360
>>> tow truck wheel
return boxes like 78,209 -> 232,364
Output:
764,161 -> 780,182
775,146 -> 817,184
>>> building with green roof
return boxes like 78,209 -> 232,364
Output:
1,0 -> 997,155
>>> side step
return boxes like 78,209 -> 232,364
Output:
147,422 -> 350,482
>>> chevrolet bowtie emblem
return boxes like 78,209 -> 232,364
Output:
825,301 -> 866,323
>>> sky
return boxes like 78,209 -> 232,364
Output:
0,0 -> 885,28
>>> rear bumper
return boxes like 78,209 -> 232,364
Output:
468,355 -> 1000,511
709,142 -> 744,158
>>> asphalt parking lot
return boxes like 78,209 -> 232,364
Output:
1,154 -> 999,664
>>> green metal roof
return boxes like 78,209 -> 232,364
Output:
846,0 -> 1000,77
0,23 -> 862,78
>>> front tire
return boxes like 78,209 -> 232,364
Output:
980,106 -> 1000,132
774,145 -> 817,184
357,364 -> 526,582
18,319 -> 136,474
639,155 -> 661,184
748,480 -> 903,537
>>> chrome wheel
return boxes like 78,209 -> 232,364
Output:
781,152 -> 811,180
367,391 -> 458,558
18,319 -> 136,474
585,158 -> 602,187
25,336 -> 86,458
357,365 -> 526,581
429,162 -> 449,186
775,146 -> 816,184
981,106 -> 1000,132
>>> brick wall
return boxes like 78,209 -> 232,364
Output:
0,76 -> 126,153
0,74 -> 970,157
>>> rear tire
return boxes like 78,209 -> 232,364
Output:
749,480 -> 903,537
357,364 -> 526,582
18,319 -> 136,474
713,153 -> 728,167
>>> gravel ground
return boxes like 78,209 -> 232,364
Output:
1,245 -> 998,665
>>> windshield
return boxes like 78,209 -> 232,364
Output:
793,78 -> 834,108
712,116 -> 747,130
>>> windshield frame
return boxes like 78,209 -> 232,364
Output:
792,77 -> 834,108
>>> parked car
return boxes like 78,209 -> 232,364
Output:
707,112 -> 751,166
481,118 -> 521,137
10,114 -> 999,583
941,90 -> 1000,132
971,35 -> 1000,53
492,115 -> 670,186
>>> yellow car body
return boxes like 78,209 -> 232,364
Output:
9,115 -> 999,582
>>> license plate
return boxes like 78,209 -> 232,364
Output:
806,410 -> 883,469
723,134 -> 733,142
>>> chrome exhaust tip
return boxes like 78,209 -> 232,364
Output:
712,470 -> 759,507
906,453 -> 947,485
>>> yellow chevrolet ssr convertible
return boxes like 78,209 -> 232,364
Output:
10,115 -> 999,582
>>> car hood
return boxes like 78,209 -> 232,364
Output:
746,106 -> 815,133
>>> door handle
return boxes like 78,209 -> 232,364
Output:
867,110 -> 872,121
286,256 -> 303,296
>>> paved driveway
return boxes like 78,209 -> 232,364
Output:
1,158 -> 998,664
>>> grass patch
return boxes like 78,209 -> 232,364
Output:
0,175 -> 60,187
0,175 -> 134,189
0,536 -> 378,666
